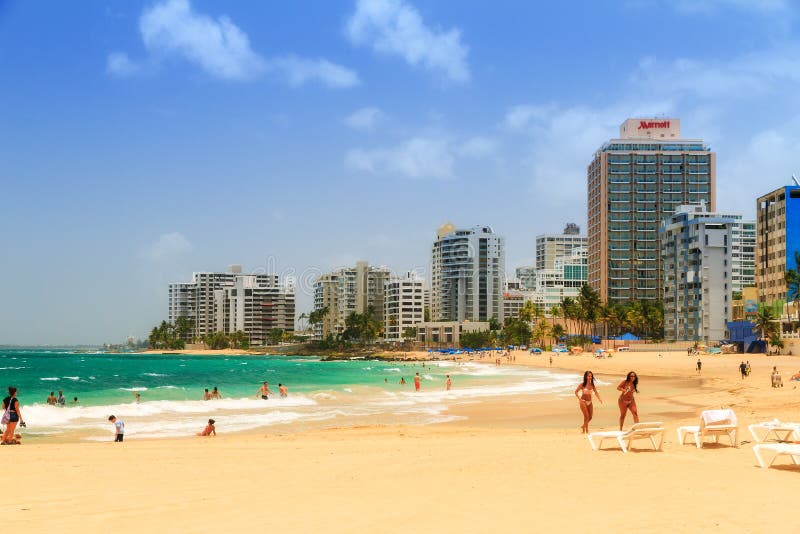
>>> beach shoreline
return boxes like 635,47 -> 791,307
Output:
4,349 -> 800,531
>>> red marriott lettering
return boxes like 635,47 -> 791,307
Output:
638,120 -> 670,130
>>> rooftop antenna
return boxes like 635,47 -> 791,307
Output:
792,174 -> 799,186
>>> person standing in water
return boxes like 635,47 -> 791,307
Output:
203,388 -> 212,400
575,371 -> 602,434
414,372 -> 421,392
278,384 -> 288,398
445,375 -> 452,391
211,386 -> 222,399
617,371 -> 640,430
2,387 -> 25,445
256,382 -> 273,400
108,415 -> 125,442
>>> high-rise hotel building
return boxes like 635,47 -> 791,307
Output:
588,118 -> 716,302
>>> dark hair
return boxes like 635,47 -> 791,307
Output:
213,386 -> 218,390
8,386 -> 17,396
278,383 -> 282,387
626,371 -> 639,393
50,391 -> 55,395
581,371 -> 595,388
204,388 -> 209,392
73,397 -> 78,401
208,419 -> 215,425
108,415 -> 116,421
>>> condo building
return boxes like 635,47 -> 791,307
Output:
660,205 -> 734,342
588,118 -> 716,303
756,182 -> 800,305
526,247 -> 588,313
383,272 -> 425,342
430,224 -> 505,323
168,265 -> 295,345
535,224 -> 587,271
730,219 -> 756,293
312,261 -> 392,339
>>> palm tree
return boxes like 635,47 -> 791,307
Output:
551,323 -> 566,347
785,251 -> 800,322
752,307 -> 779,351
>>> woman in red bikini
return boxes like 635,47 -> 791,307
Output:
575,371 -> 602,433
617,371 -> 639,430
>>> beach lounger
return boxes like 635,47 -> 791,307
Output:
748,420 -> 800,443
753,443 -> 800,468
587,422 -> 665,453
677,409 -> 739,448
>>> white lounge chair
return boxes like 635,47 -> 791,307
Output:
677,409 -> 739,448
587,422 -> 665,453
753,443 -> 800,468
748,420 -> 800,443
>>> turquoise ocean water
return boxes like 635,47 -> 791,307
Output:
0,349 -> 579,441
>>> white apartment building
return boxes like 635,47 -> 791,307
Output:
525,247 -> 588,313
661,204 -> 735,343
168,265 -> 295,345
430,224 -> 505,323
730,219 -> 756,293
383,272 -> 425,342
214,275 -> 295,346
312,261 -> 391,339
535,224 -> 587,271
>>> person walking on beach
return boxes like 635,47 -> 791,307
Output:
575,371 -> 602,434
617,371 -> 639,430
197,418 -> 216,436
256,382 -> 273,400
46,391 -> 57,405
414,372 -> 421,392
696,358 -> 702,374
445,375 -> 452,391
2,387 -> 25,445
739,361 -> 747,379
108,415 -> 125,442
278,384 -> 288,398
549,355 -> 553,367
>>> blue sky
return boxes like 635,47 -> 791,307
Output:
1,0 -> 799,344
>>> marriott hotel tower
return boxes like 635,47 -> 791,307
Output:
587,118 -> 716,303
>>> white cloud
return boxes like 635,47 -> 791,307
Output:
144,232 -> 193,261
501,104 -> 555,131
345,0 -> 469,83
456,136 -> 496,158
139,0 -> 264,80
345,134 -> 497,179
108,0 -> 357,88
344,106 -> 385,130
106,52 -> 143,77
346,136 -> 456,179
267,56 -> 360,88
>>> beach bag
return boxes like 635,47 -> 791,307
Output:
1,402 -> 11,425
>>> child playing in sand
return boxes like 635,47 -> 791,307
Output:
197,419 -> 216,436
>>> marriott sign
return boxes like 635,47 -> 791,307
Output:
638,120 -> 670,130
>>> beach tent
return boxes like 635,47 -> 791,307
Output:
618,332 -> 640,341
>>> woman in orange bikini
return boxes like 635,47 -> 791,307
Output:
575,371 -> 602,433
617,371 -> 639,430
